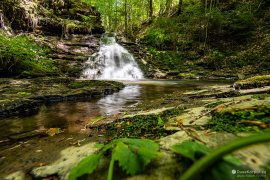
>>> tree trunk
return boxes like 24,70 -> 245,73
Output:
124,0 -> 128,35
177,0 -> 183,15
149,0 -> 153,18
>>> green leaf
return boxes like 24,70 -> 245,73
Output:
112,138 -> 159,175
223,155 -> 242,166
157,116 -> 164,126
68,154 -> 101,180
203,161 -> 257,180
95,143 -> 105,149
172,140 -> 211,161
112,142 -> 141,175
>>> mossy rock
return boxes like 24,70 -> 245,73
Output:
234,75 -> 270,89
89,107 -> 184,139
178,73 -> 197,79
208,105 -> 270,132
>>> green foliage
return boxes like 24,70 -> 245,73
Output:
146,47 -> 187,71
172,140 -> 248,180
157,116 -> 164,126
234,75 -> 270,89
17,92 -> 31,96
68,138 -> 160,180
209,105 -> 270,132
0,32 -> 59,77
179,133 -> 270,180
172,140 -> 211,161
112,139 -> 159,175
102,108 -> 183,139
141,0 -> 269,72
69,154 -> 101,180
205,49 -> 225,70
104,114 -> 168,139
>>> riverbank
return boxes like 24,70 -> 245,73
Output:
0,77 -> 124,118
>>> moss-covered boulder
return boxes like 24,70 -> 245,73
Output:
234,75 -> 270,89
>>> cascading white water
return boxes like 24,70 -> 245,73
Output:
81,35 -> 144,80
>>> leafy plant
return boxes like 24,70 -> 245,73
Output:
172,140 -> 244,180
178,132 -> 270,180
68,138 -> 160,180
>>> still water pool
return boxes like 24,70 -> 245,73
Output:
0,79 -> 231,140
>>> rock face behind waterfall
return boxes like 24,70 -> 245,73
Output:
0,0 -> 105,77
81,36 -> 144,80
0,0 -> 104,35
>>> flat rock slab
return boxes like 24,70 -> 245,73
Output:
0,77 -> 124,117
30,142 -> 98,179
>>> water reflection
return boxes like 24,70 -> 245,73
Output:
98,85 -> 141,115
0,86 -> 142,138
0,80 -> 231,139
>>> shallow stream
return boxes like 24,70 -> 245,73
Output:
0,80 -> 231,139
0,79 -> 231,176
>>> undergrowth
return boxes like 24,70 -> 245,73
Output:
141,0 -> 270,74
0,32 -> 59,77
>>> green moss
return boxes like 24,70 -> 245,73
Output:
17,92 -> 32,96
98,108 -> 184,139
234,75 -> 270,89
252,94 -> 270,100
68,80 -> 123,89
208,105 -> 270,132
0,32 -> 59,77
178,73 -> 197,79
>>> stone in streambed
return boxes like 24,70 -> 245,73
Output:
30,142 -> 98,179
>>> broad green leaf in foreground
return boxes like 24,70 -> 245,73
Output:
202,160 -> 257,180
223,155 -> 242,166
172,140 -> 247,180
172,140 -> 211,161
68,154 -> 101,180
112,138 -> 160,175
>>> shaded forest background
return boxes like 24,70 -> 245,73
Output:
0,0 -> 270,78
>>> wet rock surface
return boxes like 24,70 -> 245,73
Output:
0,77 -> 124,118
34,34 -> 101,78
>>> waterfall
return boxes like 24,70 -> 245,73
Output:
0,13 -> 12,35
81,34 -> 144,80
0,14 -> 5,32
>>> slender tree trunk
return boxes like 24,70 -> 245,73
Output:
124,0 -> 128,35
149,0 -> 153,18
177,0 -> 183,15
203,0 -> 208,48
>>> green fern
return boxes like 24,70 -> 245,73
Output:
68,138 -> 160,180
